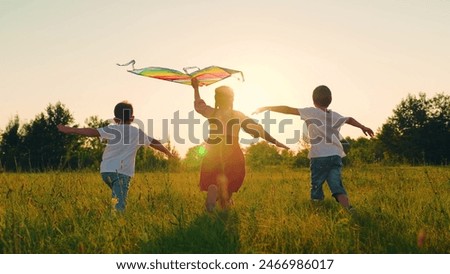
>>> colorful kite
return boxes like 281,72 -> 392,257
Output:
117,60 -> 244,86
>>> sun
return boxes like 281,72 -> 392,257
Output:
228,66 -> 293,116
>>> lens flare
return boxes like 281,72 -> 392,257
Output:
197,145 -> 207,157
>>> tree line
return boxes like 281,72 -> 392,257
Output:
0,102 -> 174,172
0,92 -> 448,172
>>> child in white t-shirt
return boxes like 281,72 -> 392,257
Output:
254,86 -> 374,211
58,101 -> 173,211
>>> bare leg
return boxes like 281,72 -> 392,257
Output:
220,193 -> 233,210
217,174 -> 231,210
336,194 -> 350,208
206,185 -> 218,212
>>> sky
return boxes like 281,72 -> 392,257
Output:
1,0 -> 449,157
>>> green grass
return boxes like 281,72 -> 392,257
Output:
0,166 -> 449,254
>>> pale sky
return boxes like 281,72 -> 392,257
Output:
1,0 -> 449,157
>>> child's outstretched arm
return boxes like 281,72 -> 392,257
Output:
253,106 -> 299,116
57,124 -> 100,137
242,119 -> 289,150
345,117 -> 374,137
260,128 -> 290,150
149,139 -> 174,158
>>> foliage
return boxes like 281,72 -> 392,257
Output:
76,116 -> 110,169
182,144 -> 207,171
292,148 -> 310,168
2,93 -> 449,172
378,93 -> 449,165
136,139 -> 181,172
1,102 -> 81,171
245,141 -> 283,169
0,116 -> 22,171
0,103 -> 177,172
136,147 -> 168,171
343,137 -> 383,165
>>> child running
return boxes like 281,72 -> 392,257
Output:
254,85 -> 374,211
57,101 -> 173,212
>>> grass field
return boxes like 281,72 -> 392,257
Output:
0,166 -> 449,254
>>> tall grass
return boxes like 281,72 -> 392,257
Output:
0,166 -> 449,253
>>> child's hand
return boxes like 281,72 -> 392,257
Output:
275,141 -> 290,150
362,127 -> 374,138
280,144 -> 290,150
252,107 -> 268,115
191,77 -> 199,89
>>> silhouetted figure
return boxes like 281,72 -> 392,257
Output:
192,78 -> 288,211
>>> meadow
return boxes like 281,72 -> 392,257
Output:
0,166 -> 449,254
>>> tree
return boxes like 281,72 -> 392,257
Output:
343,137 -> 383,165
292,148 -> 309,168
135,147 -> 166,171
280,148 -> 296,167
182,144 -> 207,171
136,139 -> 181,172
378,93 -> 449,164
0,116 -> 23,171
245,141 -> 283,169
21,102 -> 81,170
76,116 -> 109,169
0,103 -> 181,172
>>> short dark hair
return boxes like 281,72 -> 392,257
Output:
312,85 -> 332,107
114,101 -> 133,122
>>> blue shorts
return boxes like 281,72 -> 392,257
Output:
310,155 -> 347,200
101,172 -> 131,211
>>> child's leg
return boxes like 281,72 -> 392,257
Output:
206,184 -> 218,212
217,174 -> 233,210
101,172 -> 114,190
327,156 -> 352,209
310,158 -> 328,201
111,173 -> 131,212
335,194 -> 350,208
219,193 -> 233,210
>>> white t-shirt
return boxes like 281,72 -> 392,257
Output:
298,107 -> 348,159
97,124 -> 153,177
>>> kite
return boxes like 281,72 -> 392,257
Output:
117,60 -> 244,86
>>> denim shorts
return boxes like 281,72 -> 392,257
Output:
310,155 -> 347,200
101,172 -> 131,211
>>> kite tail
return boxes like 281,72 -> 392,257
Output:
116,60 -> 136,70
239,71 -> 245,82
